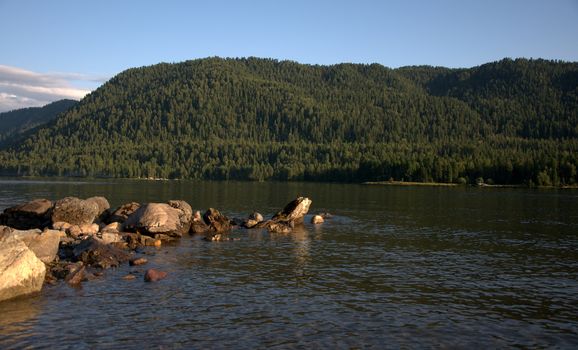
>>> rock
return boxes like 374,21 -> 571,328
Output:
124,202 -> 192,238
52,197 -> 100,226
85,196 -> 110,220
190,220 -> 210,234
67,225 -> 82,238
272,197 -> 312,224
319,212 -> 333,219
267,221 -> 293,234
53,221 -> 72,231
72,237 -> 130,269
122,274 -> 136,280
203,208 -> 231,233
0,199 -> 53,230
144,269 -> 167,282
129,257 -> 148,266
8,228 -> 61,263
0,234 -> 46,302
101,222 -> 121,233
249,212 -> 264,223
99,232 -> 123,245
65,263 -> 86,286
108,202 -> 140,224
243,219 -> 260,229
311,215 -> 325,224
67,223 -> 99,238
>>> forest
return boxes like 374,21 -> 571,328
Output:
0,57 -> 576,186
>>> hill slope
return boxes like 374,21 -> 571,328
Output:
0,57 -> 576,185
0,99 -> 78,147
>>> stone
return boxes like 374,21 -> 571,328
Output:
243,219 -> 260,229
85,196 -> 110,219
0,199 -> 53,230
101,222 -> 121,233
267,221 -> 293,234
65,263 -> 86,286
122,274 -> 136,280
311,215 -> 325,224
144,269 -> 167,282
52,197 -> 100,226
79,223 -> 99,235
129,257 -> 148,266
99,232 -> 123,245
108,202 -> 140,224
9,228 -> 61,263
67,225 -> 82,238
124,202 -> 192,238
249,212 -> 264,222
73,237 -> 130,269
0,234 -> 46,302
202,208 -> 231,233
271,197 -> 312,224
53,221 -> 72,231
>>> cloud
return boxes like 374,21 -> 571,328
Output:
0,65 -> 108,112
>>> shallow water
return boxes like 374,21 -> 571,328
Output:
1,178 -> 577,348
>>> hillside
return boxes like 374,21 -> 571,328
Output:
0,57 -> 576,185
0,99 -> 78,147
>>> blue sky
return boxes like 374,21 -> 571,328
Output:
0,0 -> 577,111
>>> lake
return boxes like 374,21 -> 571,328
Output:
1,178 -> 577,348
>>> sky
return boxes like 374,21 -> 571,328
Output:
0,0 -> 577,112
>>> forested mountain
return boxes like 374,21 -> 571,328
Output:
0,99 -> 77,147
0,57 -> 576,186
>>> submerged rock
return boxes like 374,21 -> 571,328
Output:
129,257 -> 148,266
73,237 -> 130,269
52,197 -> 100,226
311,215 -> 324,224
0,234 -> 46,302
144,269 -> 167,282
0,199 -> 53,230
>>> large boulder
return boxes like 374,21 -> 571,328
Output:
51,197 -> 100,226
272,197 -> 312,224
0,199 -> 53,230
85,196 -> 110,221
72,237 -> 130,269
123,201 -> 192,238
0,234 -> 46,302
108,202 -> 140,224
8,228 -> 60,263
202,208 -> 231,233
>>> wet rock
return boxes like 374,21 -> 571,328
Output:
0,234 -> 46,302
0,199 -> 53,230
52,197 -> 100,226
108,202 -> 140,224
8,228 -> 61,263
144,269 -> 167,282
129,257 -> 148,266
65,263 -> 86,286
272,197 -> 312,224
203,208 -> 231,233
311,215 -> 325,224
73,237 -> 130,269
122,274 -> 136,280
249,212 -> 264,223
124,202 -> 192,238
190,211 -> 210,234
267,221 -> 293,234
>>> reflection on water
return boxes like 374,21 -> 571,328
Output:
0,178 -> 577,348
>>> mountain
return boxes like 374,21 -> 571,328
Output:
0,57 -> 576,186
0,99 -> 78,147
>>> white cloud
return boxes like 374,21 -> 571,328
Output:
0,65 -> 108,112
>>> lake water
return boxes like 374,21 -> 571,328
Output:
0,178 -> 577,348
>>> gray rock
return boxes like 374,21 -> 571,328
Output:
52,197 -> 100,226
0,234 -> 46,302
9,228 -> 61,263
85,196 -> 110,221
0,198 -> 53,229
124,201 -> 192,238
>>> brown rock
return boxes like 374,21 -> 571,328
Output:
65,263 -> 86,286
52,197 -> 100,226
272,197 -> 312,224
144,269 -> 167,282
202,208 -> 231,233
108,202 -> 140,224
53,221 -> 72,231
73,237 -> 130,269
129,257 -> 148,266
311,215 -> 324,224
122,274 -> 136,280
0,198 -> 53,229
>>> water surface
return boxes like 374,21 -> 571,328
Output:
1,178 -> 577,348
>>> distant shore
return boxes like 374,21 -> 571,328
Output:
362,181 -> 578,189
